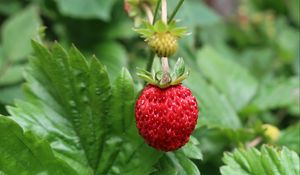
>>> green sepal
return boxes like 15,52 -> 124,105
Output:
172,27 -> 188,37
136,67 -> 156,85
142,20 -> 156,30
155,71 -> 163,81
134,20 -> 188,39
154,20 -> 168,32
133,28 -> 153,38
137,57 -> 189,88
171,70 -> 189,85
172,57 -> 185,78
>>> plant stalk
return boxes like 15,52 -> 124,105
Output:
146,52 -> 155,72
160,0 -> 170,84
161,57 -> 170,83
168,0 -> 185,23
246,137 -> 262,148
142,3 -> 154,24
153,0 -> 161,24
145,0 -> 161,72
161,0 -> 167,23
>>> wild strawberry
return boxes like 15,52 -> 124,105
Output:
135,20 -> 187,57
262,124 -> 280,142
135,57 -> 198,151
135,84 -> 198,151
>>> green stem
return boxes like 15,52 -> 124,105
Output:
153,0 -> 161,24
146,0 -> 161,72
168,0 -> 185,23
146,52 -> 155,72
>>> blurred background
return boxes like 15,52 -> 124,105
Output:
0,0 -> 299,174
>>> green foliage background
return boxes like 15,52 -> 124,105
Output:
0,0 -> 299,174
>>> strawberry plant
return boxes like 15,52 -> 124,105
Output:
0,0 -> 299,175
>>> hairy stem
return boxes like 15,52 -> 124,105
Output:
160,0 -> 170,84
161,0 -> 167,23
142,3 -> 154,24
161,57 -> 170,83
168,0 -> 185,23
246,137 -> 262,148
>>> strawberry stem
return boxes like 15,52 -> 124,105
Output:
161,0 -> 167,23
160,0 -> 170,84
168,0 -> 185,23
152,0 -> 161,24
145,1 -> 159,72
161,57 -> 170,84
142,3 -> 154,23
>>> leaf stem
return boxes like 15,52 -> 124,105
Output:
168,0 -> 185,23
152,0 -> 161,24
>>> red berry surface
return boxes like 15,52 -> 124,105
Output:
135,84 -> 198,151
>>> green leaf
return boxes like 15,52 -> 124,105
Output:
249,77 -> 299,113
197,47 -> 258,110
0,116 -> 77,174
169,0 -> 220,27
0,85 -> 23,104
108,68 -> 135,133
153,152 -> 200,175
220,145 -> 300,175
6,41 -> 164,174
168,0 -> 221,45
0,64 -> 24,86
277,123 -> 300,154
104,143 -> 163,175
0,0 -> 22,16
54,0 -> 117,21
185,71 -> 241,129
180,136 -> 203,160
287,0 -> 300,26
275,20 -> 299,62
2,6 -> 41,62
152,156 -> 178,175
220,128 -> 255,144
95,41 -> 127,80
164,152 -> 201,175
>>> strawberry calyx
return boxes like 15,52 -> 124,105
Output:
135,19 -> 188,38
137,57 -> 189,88
135,20 -> 188,57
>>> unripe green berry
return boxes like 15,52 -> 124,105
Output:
147,32 -> 178,57
262,124 -> 280,142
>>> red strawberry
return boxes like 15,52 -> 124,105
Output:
135,84 -> 198,151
